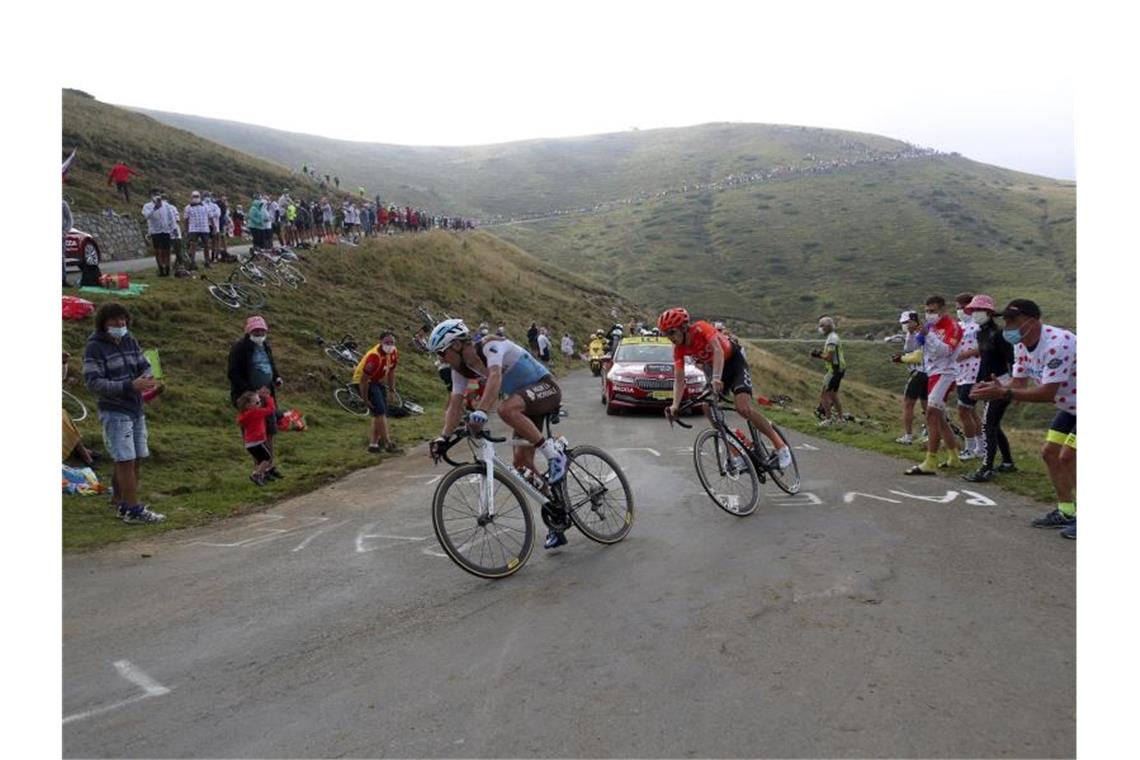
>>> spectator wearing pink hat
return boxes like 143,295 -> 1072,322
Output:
227,315 -> 286,479
961,294 -> 1017,483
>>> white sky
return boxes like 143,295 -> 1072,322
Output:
59,0 -> 1075,179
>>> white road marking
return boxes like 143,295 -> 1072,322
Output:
291,519 -> 353,552
959,489 -> 998,506
63,660 -> 170,726
843,492 -> 903,504
356,524 -> 430,553
187,514 -> 330,549
421,546 -> 449,558
794,443 -> 820,451
404,474 -> 443,485
613,447 -> 661,457
772,491 -> 823,506
889,489 -> 962,504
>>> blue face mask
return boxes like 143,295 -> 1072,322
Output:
1002,328 -> 1022,345
107,325 -> 129,339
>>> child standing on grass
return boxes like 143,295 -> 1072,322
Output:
236,388 -> 276,485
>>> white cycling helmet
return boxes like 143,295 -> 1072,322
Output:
427,318 -> 469,353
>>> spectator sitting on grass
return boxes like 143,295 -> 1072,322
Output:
236,388 -> 277,486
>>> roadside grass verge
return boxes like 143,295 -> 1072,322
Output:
61,231 -> 640,552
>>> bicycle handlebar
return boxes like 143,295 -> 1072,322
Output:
433,427 -> 508,467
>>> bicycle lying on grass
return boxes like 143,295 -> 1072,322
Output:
201,267 -> 267,310
315,332 -> 363,369
668,388 -> 801,517
238,249 -> 306,289
429,409 -> 634,579
410,305 -> 452,353
328,374 -> 423,417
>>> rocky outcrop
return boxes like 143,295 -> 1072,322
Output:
72,211 -> 149,261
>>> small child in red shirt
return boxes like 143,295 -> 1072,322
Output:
236,388 -> 276,485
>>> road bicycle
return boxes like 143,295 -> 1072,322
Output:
315,332 -> 363,368
201,267 -> 267,310
252,249 -> 306,288
329,374 -> 423,417
410,305 -> 452,353
62,359 -> 88,422
430,410 -> 634,579
669,388 -> 801,517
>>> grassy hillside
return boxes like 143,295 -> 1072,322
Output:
494,155 -> 1076,334
62,231 -> 641,551
131,109 -> 912,218
62,90 -> 358,215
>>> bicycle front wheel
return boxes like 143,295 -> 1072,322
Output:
277,263 -> 306,284
231,282 -> 266,309
693,427 -> 760,516
62,389 -> 88,422
207,284 -> 242,309
432,464 -> 535,579
325,346 -> 357,368
559,445 -> 634,543
238,262 -> 269,287
334,386 -> 369,416
756,424 -> 801,495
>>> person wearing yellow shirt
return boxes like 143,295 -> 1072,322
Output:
353,331 -> 403,454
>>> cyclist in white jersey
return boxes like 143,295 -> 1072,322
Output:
427,319 -> 571,549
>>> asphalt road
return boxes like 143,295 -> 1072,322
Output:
63,371 -> 1075,758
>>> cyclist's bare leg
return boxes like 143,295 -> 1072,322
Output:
733,392 -> 786,449
498,394 -> 541,472
902,396 -> 917,435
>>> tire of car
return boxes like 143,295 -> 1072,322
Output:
83,242 -> 100,266
604,391 -> 620,416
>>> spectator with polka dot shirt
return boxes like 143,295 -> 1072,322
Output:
971,299 -> 1077,539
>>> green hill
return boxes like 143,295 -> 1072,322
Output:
493,155 -> 1075,334
62,232 -> 640,551
125,104 -> 1075,334
129,109 -> 913,218
62,89 -> 358,215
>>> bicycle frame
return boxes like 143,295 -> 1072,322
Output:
469,436 -> 552,516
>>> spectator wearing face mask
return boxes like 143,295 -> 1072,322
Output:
84,302 -> 164,525
227,315 -> 285,480
953,292 -> 984,461
183,191 -> 211,270
352,330 -> 403,454
891,311 -> 928,444
960,295 -> 1017,483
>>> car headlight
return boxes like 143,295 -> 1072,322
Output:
611,373 -> 637,384
685,375 -> 705,385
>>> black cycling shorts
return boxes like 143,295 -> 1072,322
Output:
823,370 -> 844,393
706,349 -> 753,397
956,383 -> 977,408
904,371 -> 928,401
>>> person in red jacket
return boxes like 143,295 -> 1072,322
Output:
236,388 -> 277,485
107,161 -> 143,202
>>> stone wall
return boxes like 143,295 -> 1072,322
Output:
72,212 -> 149,261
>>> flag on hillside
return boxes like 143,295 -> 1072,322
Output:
62,147 -> 77,177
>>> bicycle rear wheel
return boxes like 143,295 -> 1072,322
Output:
754,424 -> 801,495
693,427 -> 760,516
207,284 -> 242,309
559,445 -> 634,543
62,389 -> 88,423
334,386 -> 369,416
276,266 -> 300,289
431,464 -> 534,579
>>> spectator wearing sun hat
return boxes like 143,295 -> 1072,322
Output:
227,315 -> 285,479
960,294 -> 1017,484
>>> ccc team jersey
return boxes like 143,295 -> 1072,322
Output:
673,320 -> 733,373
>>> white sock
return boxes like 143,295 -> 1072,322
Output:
970,436 -> 983,454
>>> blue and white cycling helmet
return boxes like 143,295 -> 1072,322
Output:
427,318 -> 469,353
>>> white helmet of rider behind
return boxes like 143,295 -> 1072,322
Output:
427,318 -> 469,353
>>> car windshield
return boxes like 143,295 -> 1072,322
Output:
614,343 -> 673,363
